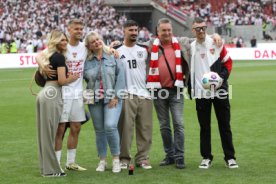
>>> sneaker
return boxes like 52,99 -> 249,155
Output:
43,173 -> 67,177
175,158 -> 185,169
136,160 -> 152,169
159,157 -> 175,166
96,160 -> 107,172
226,159 -> 239,169
112,159 -> 121,173
65,163 -> 87,171
199,159 -> 212,169
120,161 -> 128,169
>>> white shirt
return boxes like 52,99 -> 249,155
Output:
116,44 -> 151,99
62,42 -> 87,99
193,42 -> 211,98
0,30 -> 4,39
15,39 -> 21,49
26,44 -> 34,53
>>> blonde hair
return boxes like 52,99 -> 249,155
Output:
68,19 -> 83,28
36,30 -> 67,73
85,31 -> 110,60
46,30 -> 68,62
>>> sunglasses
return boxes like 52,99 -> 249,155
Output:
193,26 -> 207,32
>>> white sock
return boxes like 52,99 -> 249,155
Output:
113,158 -> 120,163
66,149 -> 76,165
55,150 -> 62,165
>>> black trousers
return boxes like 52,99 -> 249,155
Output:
195,96 -> 236,161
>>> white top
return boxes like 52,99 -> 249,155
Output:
116,44 -> 151,99
193,42 -> 211,98
62,42 -> 87,99
0,30 -> 4,39
26,44 -> 34,53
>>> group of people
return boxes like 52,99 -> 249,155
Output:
35,17 -> 239,177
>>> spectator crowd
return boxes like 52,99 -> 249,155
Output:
156,0 -> 275,26
154,0 -> 276,43
1,0 -> 275,53
0,0 -> 129,53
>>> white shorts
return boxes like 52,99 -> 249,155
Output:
60,99 -> 86,123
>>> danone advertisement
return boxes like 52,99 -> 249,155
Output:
227,47 -> 276,60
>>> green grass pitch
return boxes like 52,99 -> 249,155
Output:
0,60 -> 276,184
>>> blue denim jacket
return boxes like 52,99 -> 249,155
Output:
84,52 -> 125,103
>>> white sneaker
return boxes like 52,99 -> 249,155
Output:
226,159 -> 239,169
96,160 -> 107,172
112,159 -> 121,173
199,159 -> 212,169
137,160 -> 152,169
120,162 -> 128,169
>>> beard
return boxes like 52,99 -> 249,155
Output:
129,35 -> 137,42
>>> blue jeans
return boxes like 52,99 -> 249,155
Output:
88,100 -> 122,157
153,89 -> 184,160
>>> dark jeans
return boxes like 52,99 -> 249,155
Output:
153,88 -> 184,160
195,96 -> 236,161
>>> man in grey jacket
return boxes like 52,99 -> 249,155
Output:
146,18 -> 190,169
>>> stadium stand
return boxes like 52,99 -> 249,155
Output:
153,0 -> 275,46
0,0 -> 128,53
154,0 -> 274,25
0,0 -> 275,53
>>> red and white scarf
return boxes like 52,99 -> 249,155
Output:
146,37 -> 184,89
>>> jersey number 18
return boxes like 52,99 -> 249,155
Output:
127,59 -> 137,69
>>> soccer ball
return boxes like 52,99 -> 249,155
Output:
201,72 -> 222,90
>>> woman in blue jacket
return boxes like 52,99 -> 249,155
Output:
83,31 -> 125,173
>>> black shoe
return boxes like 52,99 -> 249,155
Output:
159,157 -> 175,166
175,158 -> 185,169
43,172 -> 67,177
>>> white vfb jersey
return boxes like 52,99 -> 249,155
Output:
116,44 -> 150,99
62,42 -> 87,99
